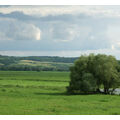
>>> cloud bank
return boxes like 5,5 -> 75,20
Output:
0,6 -> 120,58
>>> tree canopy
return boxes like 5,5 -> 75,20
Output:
67,54 -> 120,94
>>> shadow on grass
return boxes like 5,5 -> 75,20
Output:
34,92 -> 107,96
34,92 -> 68,96
1,78 -> 69,82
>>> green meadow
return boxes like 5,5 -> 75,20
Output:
0,71 -> 120,115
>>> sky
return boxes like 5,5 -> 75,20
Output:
1,5 -> 120,58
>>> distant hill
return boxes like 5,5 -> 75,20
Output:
0,55 -> 78,71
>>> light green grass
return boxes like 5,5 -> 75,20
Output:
0,71 -> 120,115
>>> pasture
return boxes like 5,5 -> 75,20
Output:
0,71 -> 120,115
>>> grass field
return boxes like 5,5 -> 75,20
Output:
18,60 -> 73,67
0,71 -> 120,115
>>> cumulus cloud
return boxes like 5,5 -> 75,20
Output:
51,24 -> 92,42
52,27 -> 77,42
0,18 -> 41,41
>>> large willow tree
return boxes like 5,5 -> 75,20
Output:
67,54 -> 120,94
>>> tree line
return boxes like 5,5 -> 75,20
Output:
0,55 -> 78,64
0,55 -> 76,71
0,65 -> 70,71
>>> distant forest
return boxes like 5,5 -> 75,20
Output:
0,55 -> 78,71
1,55 -> 120,72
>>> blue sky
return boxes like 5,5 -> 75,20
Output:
0,5 -> 120,58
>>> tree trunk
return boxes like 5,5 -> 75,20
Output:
104,87 -> 108,94
96,88 -> 100,93
104,87 -> 109,94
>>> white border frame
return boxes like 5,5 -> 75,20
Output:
0,1 -> 120,120
0,0 -> 120,5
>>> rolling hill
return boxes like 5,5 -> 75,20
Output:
0,55 -> 78,71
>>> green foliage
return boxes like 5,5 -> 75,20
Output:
67,54 -> 120,94
80,73 -> 96,93
0,55 -> 76,71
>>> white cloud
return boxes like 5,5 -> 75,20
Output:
52,24 -> 92,42
24,24 -> 41,41
0,31 -> 12,41
106,24 -> 120,50
111,45 -> 115,50
53,27 -> 77,42
90,35 -> 95,40
0,49 -> 120,59
1,5 -> 120,57
0,18 -> 41,41
1,6 -> 120,18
